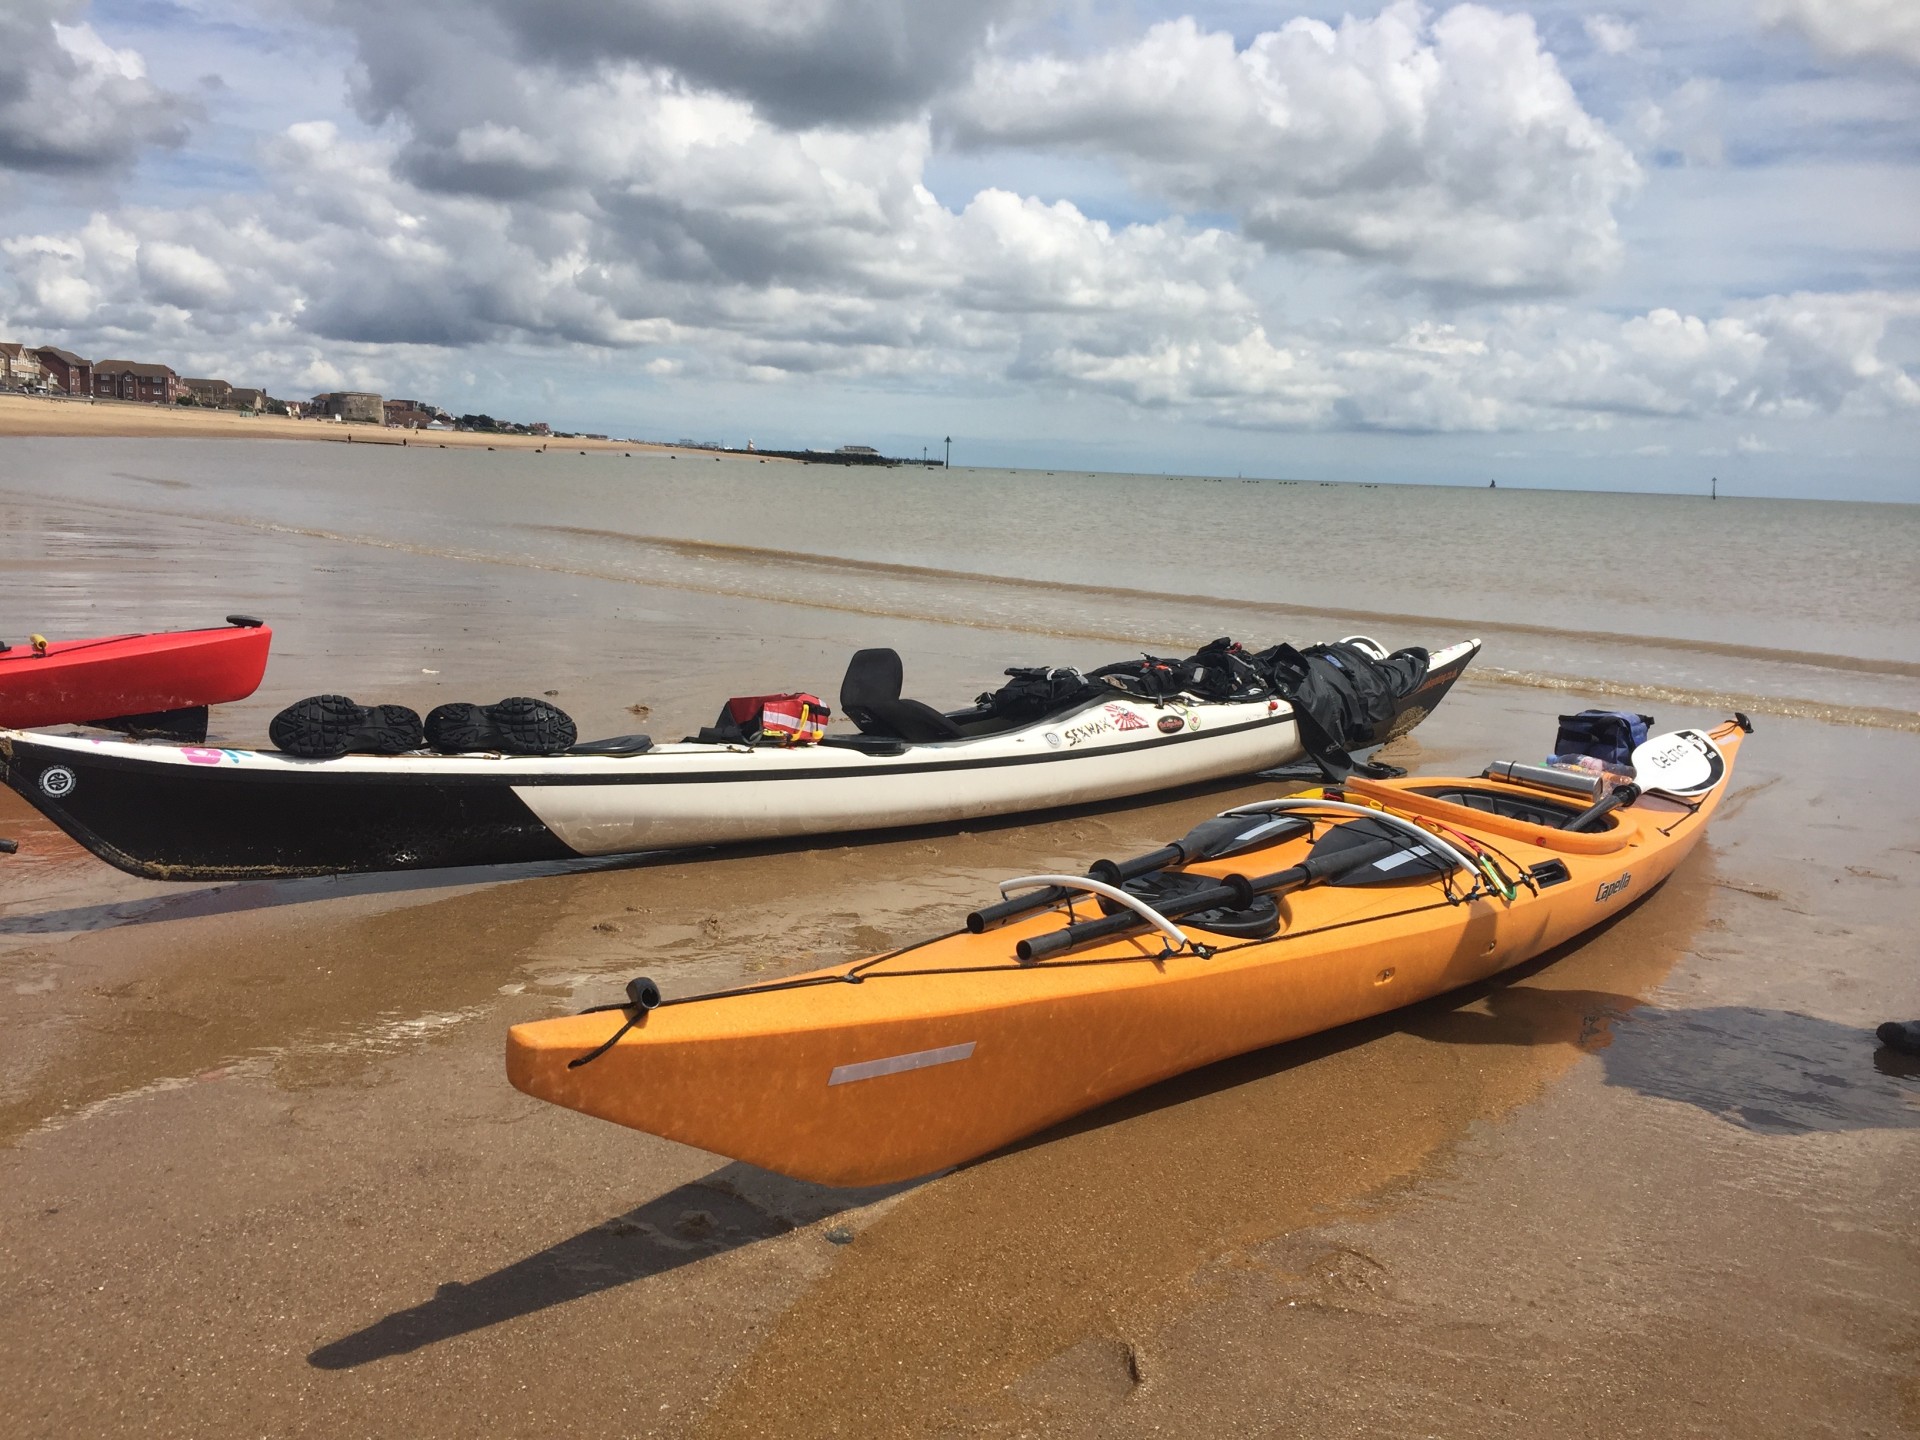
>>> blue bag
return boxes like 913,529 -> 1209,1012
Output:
1552,710 -> 1653,768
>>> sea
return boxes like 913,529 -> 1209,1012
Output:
1,437 -> 1915,735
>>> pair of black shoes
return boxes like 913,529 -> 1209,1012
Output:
269,695 -> 577,759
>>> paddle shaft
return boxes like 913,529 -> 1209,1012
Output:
968,844 -> 1181,932
1564,782 -> 1641,833
969,812 -> 1312,933
1017,832 -> 1409,961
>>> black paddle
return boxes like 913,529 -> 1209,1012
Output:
1564,782 -> 1641,833
1015,819 -> 1444,961
966,810 -> 1312,933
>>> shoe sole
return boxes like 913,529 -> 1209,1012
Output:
425,698 -> 576,755
269,696 -> 423,758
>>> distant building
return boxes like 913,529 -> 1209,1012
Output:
183,377 -> 234,407
229,387 -> 267,412
836,445 -> 879,456
93,360 -> 185,405
383,398 -> 437,428
0,343 -> 47,391
529,422 -> 551,436
310,391 -> 384,423
31,347 -> 92,395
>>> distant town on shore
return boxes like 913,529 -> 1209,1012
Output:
0,337 -> 938,463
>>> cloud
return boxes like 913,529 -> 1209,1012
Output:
945,3 -> 1642,293
1761,0 -> 1920,69
0,109 -> 1267,382
1583,15 -> 1640,56
0,2 -> 193,176
327,0 -> 1036,134
997,292 -> 1920,432
9,119 -> 1911,441
1,0 -> 1911,456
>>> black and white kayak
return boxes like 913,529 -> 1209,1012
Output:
0,637 -> 1479,882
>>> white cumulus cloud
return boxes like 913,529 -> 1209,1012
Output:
0,2 -> 192,175
945,3 -> 1642,293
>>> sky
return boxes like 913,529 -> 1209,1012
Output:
1,0 -> 1915,499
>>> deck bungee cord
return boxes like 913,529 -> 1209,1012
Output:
560,718 -> 1751,1052
563,791 -> 1558,1066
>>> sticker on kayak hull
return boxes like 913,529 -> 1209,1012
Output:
38,766 -> 76,798
1596,872 -> 1632,902
829,1041 -> 976,1086
1157,715 -> 1184,734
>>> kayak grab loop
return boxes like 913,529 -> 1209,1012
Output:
566,977 -> 663,1069
995,874 -> 1192,958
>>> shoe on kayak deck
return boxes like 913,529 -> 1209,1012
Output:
425,697 -> 577,755
269,696 -> 424,759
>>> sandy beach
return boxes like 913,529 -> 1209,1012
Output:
0,392 -> 704,454
1,444 -> 1914,1438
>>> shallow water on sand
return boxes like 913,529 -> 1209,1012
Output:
0,438 -> 1915,1438
4,439 -> 1916,729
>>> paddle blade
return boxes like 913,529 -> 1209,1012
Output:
1317,815 -> 1453,887
1182,810 -> 1312,862
1631,729 -> 1725,797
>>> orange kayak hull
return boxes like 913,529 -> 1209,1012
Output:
509,725 -> 1745,1186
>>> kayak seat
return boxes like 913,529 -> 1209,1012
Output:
840,648 -> 965,743
569,733 -> 654,756
819,734 -> 909,756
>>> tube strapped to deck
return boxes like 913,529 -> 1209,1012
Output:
995,874 -> 1191,951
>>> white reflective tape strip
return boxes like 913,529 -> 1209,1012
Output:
829,1042 -> 976,1086
1371,845 -> 1431,872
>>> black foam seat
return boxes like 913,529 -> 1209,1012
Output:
839,648 -> 965,743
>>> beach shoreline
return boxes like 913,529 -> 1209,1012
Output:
0,392 -> 733,455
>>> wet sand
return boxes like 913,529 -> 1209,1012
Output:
2,464 -> 1915,1437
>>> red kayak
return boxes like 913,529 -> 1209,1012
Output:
0,617 -> 271,737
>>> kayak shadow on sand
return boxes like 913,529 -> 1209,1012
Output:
997,925 -> 1919,1174
307,1161 -> 913,1371
0,855 -> 639,936
1594,1004 -> 1920,1135
1396,988 -> 1920,1134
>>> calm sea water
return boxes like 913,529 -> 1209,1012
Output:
3,438 -> 1915,730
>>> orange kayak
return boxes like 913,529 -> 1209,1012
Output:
508,719 -> 1748,1186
